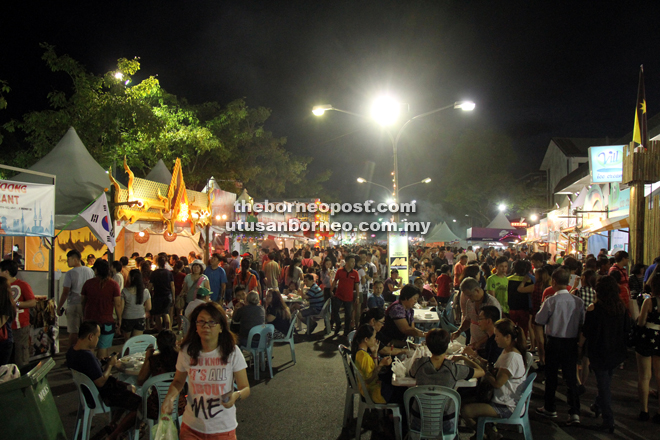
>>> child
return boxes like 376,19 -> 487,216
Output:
487,256 -> 510,314
367,280 -> 385,310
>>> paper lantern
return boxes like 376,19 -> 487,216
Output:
135,230 -> 150,244
164,231 -> 177,242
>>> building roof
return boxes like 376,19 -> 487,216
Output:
551,137 -> 610,157
553,162 -> 591,194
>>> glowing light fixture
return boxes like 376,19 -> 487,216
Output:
498,203 -> 506,211
215,215 -> 221,220
357,177 -> 366,183
454,101 -> 476,111
371,96 -> 400,126
530,214 -> 538,221
114,72 -> 124,80
422,178 -> 432,184
312,104 -> 333,116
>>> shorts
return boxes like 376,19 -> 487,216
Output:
66,303 -> 84,334
121,318 -> 146,333
175,294 -> 186,310
151,294 -> 172,315
180,424 -> 236,440
508,309 -> 530,333
97,323 -> 115,349
490,402 -> 513,419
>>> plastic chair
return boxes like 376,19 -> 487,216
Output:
272,312 -> 298,364
70,369 -> 118,440
121,334 -> 157,356
135,372 -> 180,439
241,324 -> 275,380
349,356 -> 403,440
524,351 -> 535,376
347,330 -> 356,345
338,345 -> 360,428
181,315 -> 190,336
306,298 -> 332,335
403,385 -> 461,440
476,372 -> 536,440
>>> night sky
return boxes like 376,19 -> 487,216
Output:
3,1 -> 660,205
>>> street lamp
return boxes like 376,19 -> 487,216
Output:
498,203 -> 507,212
314,98 -> 475,221
530,214 -> 538,221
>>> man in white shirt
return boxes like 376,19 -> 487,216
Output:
535,268 -> 584,425
184,287 -> 211,320
57,250 -> 94,346
465,246 -> 477,263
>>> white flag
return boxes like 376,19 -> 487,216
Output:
80,192 -> 116,252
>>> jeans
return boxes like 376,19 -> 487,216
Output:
592,368 -> 614,426
331,296 -> 353,333
544,336 -> 580,415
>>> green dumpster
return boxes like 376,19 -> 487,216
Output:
0,357 -> 67,440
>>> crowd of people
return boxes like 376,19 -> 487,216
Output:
2,240 -> 660,438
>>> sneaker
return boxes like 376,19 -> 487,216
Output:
566,414 -> 581,426
536,407 -> 558,418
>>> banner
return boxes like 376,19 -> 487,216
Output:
80,192 -> 116,252
0,179 -> 55,237
388,230 -> 409,285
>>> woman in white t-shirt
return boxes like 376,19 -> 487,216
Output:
461,318 -> 527,429
162,302 -> 250,439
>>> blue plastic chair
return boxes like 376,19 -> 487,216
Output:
242,324 -> 275,380
338,345 -> 360,428
349,356 -> 403,440
70,369 -> 116,440
403,385 -> 461,440
272,312 -> 298,364
135,372 -> 181,439
306,298 -> 332,335
476,372 -> 536,440
121,334 -> 157,357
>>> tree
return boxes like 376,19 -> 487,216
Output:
0,79 -> 10,145
12,45 -> 330,198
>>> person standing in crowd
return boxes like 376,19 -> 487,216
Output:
580,276 -> 631,432
535,268 -> 584,425
465,246 -> 477,263
609,250 -> 629,285
487,256 -> 510,315
454,254 -> 468,288
82,260 -> 122,360
319,257 -> 336,301
263,252 -> 281,290
162,302 -> 250,439
284,257 -> 303,290
635,268 -> 660,422
331,254 -> 360,337
150,256 -> 175,331
234,258 -> 260,299
57,250 -> 95,347
383,268 -> 403,302
183,260 -> 210,304
120,269 -> 152,341
86,254 -> 96,268
506,260 -> 533,342
110,261 -> 124,292
204,253 -> 228,303
0,277 -> 16,365
0,260 -> 35,368
172,260 -> 187,329
435,265 -> 453,305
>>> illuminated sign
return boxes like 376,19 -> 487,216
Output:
510,222 -> 528,228
589,145 -> 624,183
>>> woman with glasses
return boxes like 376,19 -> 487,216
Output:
162,302 -> 250,440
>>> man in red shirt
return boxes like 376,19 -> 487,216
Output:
608,250 -> 629,286
0,260 -> 36,367
330,254 -> 360,337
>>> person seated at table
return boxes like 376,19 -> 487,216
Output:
264,289 -> 291,339
461,305 -> 503,369
283,281 -> 301,296
120,269 -> 152,341
383,269 -> 403,302
231,286 -> 247,309
461,318 -> 528,432
367,280 -> 385,310
359,308 -> 410,357
137,330 -> 186,419
296,274 -> 325,332
413,276 -> 437,306
184,286 -> 211,321
233,291 -> 265,347
352,323 -> 405,405
379,285 -> 427,348
66,321 -> 141,440
410,328 -> 485,433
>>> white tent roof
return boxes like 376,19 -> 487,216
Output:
10,127 -> 112,230
145,159 -> 172,185
486,212 -> 516,230
425,222 -> 461,243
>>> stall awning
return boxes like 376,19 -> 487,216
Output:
583,215 -> 629,234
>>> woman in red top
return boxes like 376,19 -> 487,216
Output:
435,264 -> 453,305
234,258 -> 259,296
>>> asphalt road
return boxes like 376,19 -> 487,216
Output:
45,324 -> 659,440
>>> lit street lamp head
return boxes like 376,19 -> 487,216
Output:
422,178 -> 432,184
454,101 -> 476,111
357,177 -> 366,183
371,96 -> 400,126
312,104 -> 333,116
498,203 -> 506,212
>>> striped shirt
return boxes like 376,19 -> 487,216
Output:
306,283 -> 325,311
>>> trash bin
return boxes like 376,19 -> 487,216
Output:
0,357 -> 67,440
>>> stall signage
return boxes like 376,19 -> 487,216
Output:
589,145 -> 624,183
0,179 -> 55,237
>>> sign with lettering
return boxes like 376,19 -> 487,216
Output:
0,179 -> 55,237
589,145 -> 624,183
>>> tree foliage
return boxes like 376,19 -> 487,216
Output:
12,44 -> 330,198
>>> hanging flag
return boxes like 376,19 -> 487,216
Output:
632,65 -> 648,150
80,192 -> 116,252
